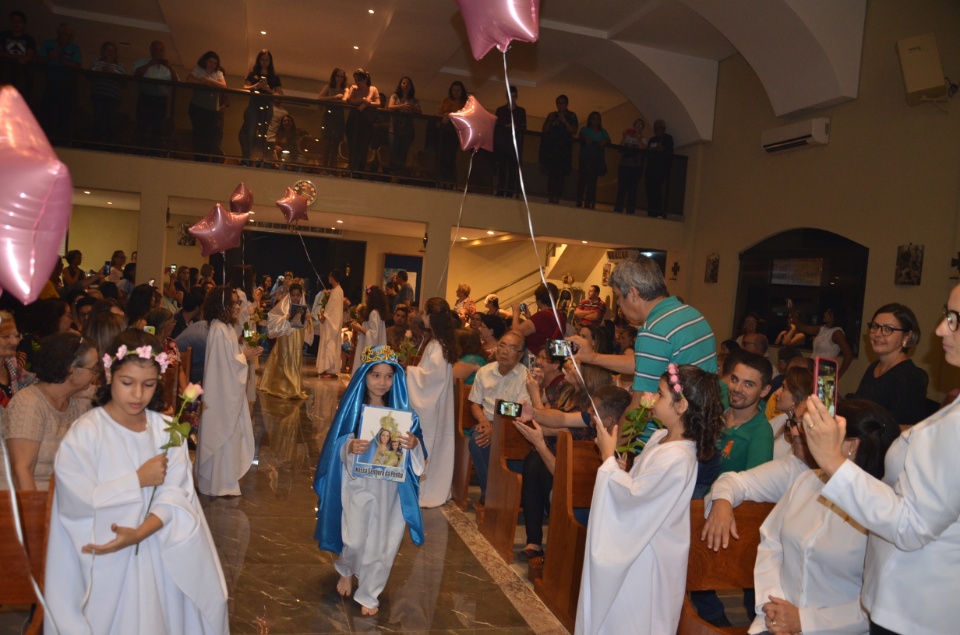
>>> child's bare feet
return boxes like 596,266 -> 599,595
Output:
360,605 -> 378,616
336,575 -> 352,597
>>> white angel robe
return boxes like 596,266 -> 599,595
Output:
236,289 -> 259,403
314,285 -> 344,375
44,408 -> 228,635
575,429 -> 697,635
197,319 -> 254,496
351,309 -> 386,376
405,339 -> 455,508
337,435 -> 425,610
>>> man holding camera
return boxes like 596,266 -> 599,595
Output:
467,331 -> 531,502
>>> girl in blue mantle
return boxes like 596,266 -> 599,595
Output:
313,345 -> 425,616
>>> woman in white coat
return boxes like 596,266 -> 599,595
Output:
804,283 -> 960,635
197,287 -> 261,496
406,297 -> 457,508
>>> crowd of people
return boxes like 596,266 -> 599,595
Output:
2,9 -> 678,212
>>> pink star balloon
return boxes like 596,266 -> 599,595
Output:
456,0 -> 541,61
276,187 -> 309,225
0,87 -> 73,304
449,95 -> 498,153
189,203 -> 249,257
230,182 -> 254,213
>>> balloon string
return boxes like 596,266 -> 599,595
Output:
436,151 -> 475,295
0,436 -> 57,632
296,230 -> 327,292
502,50 -> 603,430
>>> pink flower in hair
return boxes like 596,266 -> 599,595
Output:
156,352 -> 171,374
135,345 -> 154,360
116,344 -> 128,360
102,353 -> 113,370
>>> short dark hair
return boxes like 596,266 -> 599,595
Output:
75,295 -> 99,313
96,329 -> 165,411
10,10 -> 26,22
182,288 -> 206,312
777,346 -> 802,364
839,399 -> 901,480
733,351 -> 773,388
329,268 -> 342,284
534,283 -> 558,306
34,332 -> 96,384
538,344 -> 565,367
508,85 -> 518,97
871,303 -> 920,349
556,94 -> 568,104
481,314 -> 506,339
394,305 -> 409,317
396,270 -> 408,282
592,385 -> 631,423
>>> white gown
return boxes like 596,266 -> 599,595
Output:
405,340 -> 455,508
351,310 -> 386,376
336,435 -> 424,610
197,319 -> 254,496
314,285 -> 344,375
44,408 -> 228,635
575,430 -> 696,635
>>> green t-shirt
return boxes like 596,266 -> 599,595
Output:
718,407 -> 773,473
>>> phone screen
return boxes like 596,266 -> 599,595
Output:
497,400 -> 523,418
169,264 -> 177,273
103,261 -> 111,274
547,339 -> 577,357
814,356 -> 838,417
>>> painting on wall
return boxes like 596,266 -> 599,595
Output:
704,253 -> 719,284
177,223 -> 196,246
895,243 -> 923,286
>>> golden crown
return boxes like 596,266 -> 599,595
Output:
379,411 -> 399,435
360,345 -> 398,364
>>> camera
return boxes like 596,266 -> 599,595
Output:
547,339 -> 578,357
497,400 -> 523,418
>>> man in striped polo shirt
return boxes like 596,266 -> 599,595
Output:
571,255 -> 717,409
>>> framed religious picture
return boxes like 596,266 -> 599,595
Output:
704,253 -> 719,283
895,244 -> 923,285
351,405 -> 414,482
177,223 -> 196,246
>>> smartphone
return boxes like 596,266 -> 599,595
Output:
547,339 -> 578,357
519,303 -> 527,313
813,356 -> 838,417
169,264 -> 177,274
103,261 -> 111,275
143,326 -> 156,335
148,278 -> 156,286
497,400 -> 523,418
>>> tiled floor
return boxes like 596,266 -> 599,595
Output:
1,367 -> 561,635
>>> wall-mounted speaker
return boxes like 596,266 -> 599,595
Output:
896,33 -> 946,106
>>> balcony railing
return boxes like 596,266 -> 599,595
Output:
4,60 -> 686,216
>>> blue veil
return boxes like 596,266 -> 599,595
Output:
312,346 -> 426,553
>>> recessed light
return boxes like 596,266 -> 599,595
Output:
581,240 -> 588,244
336,220 -> 343,224
260,30 -> 267,35
331,227 -> 336,230
486,230 -> 495,235
353,45 -> 359,50
83,190 -> 91,194
106,201 -> 113,205
368,9 -> 375,14
460,236 -> 468,240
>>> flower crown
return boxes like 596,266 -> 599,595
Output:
360,345 -> 398,364
667,363 -> 683,395
103,344 -> 171,378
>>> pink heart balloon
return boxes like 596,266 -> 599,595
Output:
456,0 -> 541,61
0,87 -> 73,304
189,203 -> 249,257
276,187 -> 309,225
449,95 -> 498,153
230,182 -> 254,214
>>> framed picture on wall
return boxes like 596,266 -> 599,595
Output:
894,243 -> 923,285
177,223 -> 196,246
704,253 -> 719,283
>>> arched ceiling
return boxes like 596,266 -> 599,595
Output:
25,0 -> 866,146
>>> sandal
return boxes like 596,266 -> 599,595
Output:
517,546 -> 544,561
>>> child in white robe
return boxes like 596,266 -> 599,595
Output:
45,329 -> 228,635
313,345 -> 425,616
576,364 -> 725,635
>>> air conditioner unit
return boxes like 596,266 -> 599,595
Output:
761,117 -> 830,154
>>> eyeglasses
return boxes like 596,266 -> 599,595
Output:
944,306 -> 960,332
74,364 -> 99,374
0,331 -> 23,340
497,342 -> 522,353
867,322 -> 908,336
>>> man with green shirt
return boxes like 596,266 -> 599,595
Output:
718,351 -> 774,472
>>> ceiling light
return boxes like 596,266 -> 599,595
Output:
106,201 -> 113,205
83,190 -> 91,194
486,230 -> 495,235
460,236 -> 468,240
331,227 -> 336,230
336,220 -> 343,224
581,240 -> 588,244
260,30 -> 267,35
368,9 -> 375,14
353,45 -> 359,50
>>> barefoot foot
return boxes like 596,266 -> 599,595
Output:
360,605 -> 379,616
336,575 -> 352,597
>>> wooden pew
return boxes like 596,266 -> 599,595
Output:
533,430 -> 602,632
160,355 -> 181,413
678,499 -> 774,635
478,400 -> 533,563
0,476 -> 55,635
451,380 -> 476,510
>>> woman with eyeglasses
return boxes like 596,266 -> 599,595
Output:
800,287 -> 960,635
1,332 -> 95,490
852,303 -> 928,426
196,287 -> 262,496
0,311 -> 35,411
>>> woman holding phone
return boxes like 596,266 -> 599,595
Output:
802,283 -> 960,635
